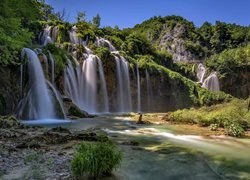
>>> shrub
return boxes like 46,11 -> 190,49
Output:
71,141 -> 122,179
224,122 -> 245,137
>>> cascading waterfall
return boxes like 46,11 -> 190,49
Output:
197,64 -> 220,92
46,81 -> 66,119
202,72 -> 220,92
64,55 -> 109,113
114,55 -> 132,112
136,64 -> 141,112
197,63 -> 206,83
145,69 -> 153,111
51,26 -> 58,42
19,48 -> 56,119
96,37 -> 116,51
48,52 -> 55,85
42,25 -> 53,46
70,26 -> 81,44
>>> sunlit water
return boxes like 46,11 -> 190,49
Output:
21,116 -> 250,179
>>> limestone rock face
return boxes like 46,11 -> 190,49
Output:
158,23 -> 200,62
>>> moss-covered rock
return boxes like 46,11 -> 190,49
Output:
0,116 -> 22,129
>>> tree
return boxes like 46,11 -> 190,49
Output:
92,14 -> 101,27
76,11 -> 86,23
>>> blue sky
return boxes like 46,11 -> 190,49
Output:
45,0 -> 250,28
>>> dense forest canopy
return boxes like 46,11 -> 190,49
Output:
1,0 -> 250,76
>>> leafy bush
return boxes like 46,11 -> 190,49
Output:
94,46 -> 112,61
224,122 -> 245,137
168,99 -> 249,137
71,141 -> 122,179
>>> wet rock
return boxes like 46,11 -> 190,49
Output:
64,100 -> 89,118
73,131 -> 98,141
47,127 -> 72,134
121,140 -> 140,146
16,141 -> 42,149
0,116 -> 23,129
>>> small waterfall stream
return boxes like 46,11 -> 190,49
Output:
145,69 -> 153,111
197,63 -> 220,92
202,72 -> 220,92
197,63 -> 206,83
136,64 -> 141,112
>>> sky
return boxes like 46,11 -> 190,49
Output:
45,0 -> 250,28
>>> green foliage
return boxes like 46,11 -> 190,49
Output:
44,43 -> 68,75
71,141 -> 122,179
0,0 -> 55,65
76,21 -> 96,42
124,33 -> 153,55
24,152 -> 42,165
172,62 -> 197,80
68,106 -> 87,118
92,14 -> 101,27
94,47 -> 112,61
224,122 -> 245,137
206,45 -> 250,74
76,11 -> 86,23
168,99 -> 249,137
0,17 -> 33,65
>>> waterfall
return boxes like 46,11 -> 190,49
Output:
197,64 -> 220,92
136,64 -> 141,112
64,55 -> 109,114
47,81 -> 66,119
145,69 -> 153,111
202,72 -> 220,92
197,63 -> 206,83
114,55 -> 132,113
19,48 -> 56,119
41,25 -> 53,46
51,26 -> 58,42
20,64 -> 23,95
97,58 -> 109,113
48,52 -> 55,85
69,26 -> 83,44
96,37 -> 116,51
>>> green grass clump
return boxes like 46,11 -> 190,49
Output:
168,99 -> 250,137
71,141 -> 122,179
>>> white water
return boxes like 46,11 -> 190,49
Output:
136,64 -> 141,112
64,55 -> 109,113
20,48 -> 55,119
113,55 -> 132,112
197,64 -> 220,92
41,25 -> 53,46
96,37 -> 116,51
48,52 -> 55,85
51,26 -> 58,42
145,69 -> 153,111
202,72 -> 220,92
70,26 -> 81,44
197,63 -> 206,83
46,81 -> 66,119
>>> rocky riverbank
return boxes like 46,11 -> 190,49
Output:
0,116 -> 106,179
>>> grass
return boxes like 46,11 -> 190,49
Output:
166,99 -> 250,137
71,141 -> 122,179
